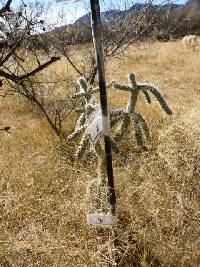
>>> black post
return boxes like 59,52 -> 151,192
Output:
90,0 -> 116,215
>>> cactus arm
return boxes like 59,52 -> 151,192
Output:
135,126 -> 143,147
85,105 -> 96,116
77,77 -> 88,93
127,91 -> 139,113
75,133 -> 90,160
106,82 -> 115,89
134,113 -> 150,139
76,113 -> 86,128
67,126 -> 85,141
128,73 -> 137,88
138,84 -> 172,115
142,90 -> 151,104
110,109 -> 124,126
85,98 -> 97,116
114,116 -> 130,142
130,114 -> 144,146
75,107 -> 85,113
67,113 -> 86,141
91,86 -> 100,93
72,92 -> 88,100
110,139 -> 119,153
110,109 -> 124,117
73,77 -> 96,102
111,81 -> 132,91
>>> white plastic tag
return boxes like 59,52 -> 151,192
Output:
87,107 -> 110,142
88,114 -> 103,142
87,213 -> 117,226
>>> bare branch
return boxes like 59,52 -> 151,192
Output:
0,56 -> 60,82
0,0 -> 12,15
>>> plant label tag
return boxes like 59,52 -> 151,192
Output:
87,213 -> 117,226
87,107 -> 110,142
89,115 -> 103,142
87,108 -> 103,142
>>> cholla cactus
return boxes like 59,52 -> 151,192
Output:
110,73 -> 172,148
68,76 -> 119,159
68,78 -> 105,159
68,79 -> 109,210
68,73 -> 172,212
69,72 -> 172,161
67,77 -> 97,143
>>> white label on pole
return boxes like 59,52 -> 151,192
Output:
87,108 -> 102,142
87,213 -> 117,226
89,115 -> 103,142
87,107 -> 110,142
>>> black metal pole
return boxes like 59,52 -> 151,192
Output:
90,0 -> 116,215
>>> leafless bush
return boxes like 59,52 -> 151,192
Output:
0,0 -> 63,134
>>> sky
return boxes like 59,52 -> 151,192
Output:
8,0 -> 141,27
9,0 -> 187,27
42,0 -> 135,26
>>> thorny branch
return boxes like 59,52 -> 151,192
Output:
0,0 -> 63,135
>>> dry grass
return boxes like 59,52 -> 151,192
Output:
0,40 -> 200,266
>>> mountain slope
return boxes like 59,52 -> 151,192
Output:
184,0 -> 200,14
74,3 -> 182,27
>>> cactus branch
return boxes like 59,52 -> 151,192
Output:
138,84 -> 172,115
75,133 -> 90,160
114,116 -> 130,142
130,113 -> 144,146
134,112 -> 150,139
68,126 -> 85,141
110,81 -> 132,91
110,109 -> 124,126
142,90 -> 152,104
110,73 -> 172,148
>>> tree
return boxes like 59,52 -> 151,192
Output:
0,0 -> 61,134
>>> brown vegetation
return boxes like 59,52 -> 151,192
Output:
1,40 -> 200,266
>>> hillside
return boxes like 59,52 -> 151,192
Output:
74,3 -> 182,27
47,0 -> 200,45
74,9 -> 123,26
184,0 -> 200,15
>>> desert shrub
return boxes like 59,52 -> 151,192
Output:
152,29 -> 170,41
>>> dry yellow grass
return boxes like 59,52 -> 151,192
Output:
0,40 -> 200,266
